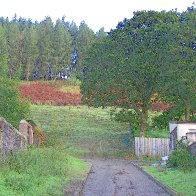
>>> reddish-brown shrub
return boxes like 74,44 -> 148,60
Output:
19,81 -> 171,111
151,102 -> 171,112
19,82 -> 81,106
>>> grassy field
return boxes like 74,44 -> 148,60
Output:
30,104 -> 170,158
30,105 -> 133,159
0,147 -> 90,196
143,166 -> 196,196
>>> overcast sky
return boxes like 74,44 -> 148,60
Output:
0,0 -> 194,32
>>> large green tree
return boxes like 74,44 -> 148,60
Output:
81,10 -> 181,136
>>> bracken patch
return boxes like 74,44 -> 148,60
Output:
19,82 -> 82,106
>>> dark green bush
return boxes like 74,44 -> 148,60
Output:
0,77 -> 30,127
167,145 -> 196,171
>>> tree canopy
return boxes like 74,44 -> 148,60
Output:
0,15 -> 103,80
81,8 -> 196,136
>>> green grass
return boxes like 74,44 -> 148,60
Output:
30,105 -> 133,159
143,166 -> 196,196
0,147 -> 90,196
133,128 -> 169,138
145,128 -> 169,138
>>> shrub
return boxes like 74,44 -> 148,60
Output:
0,77 -> 30,127
167,145 -> 196,171
19,82 -> 81,106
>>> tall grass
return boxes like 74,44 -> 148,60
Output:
0,147 -> 90,196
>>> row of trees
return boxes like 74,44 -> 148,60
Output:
0,15 -> 106,80
81,6 -> 196,136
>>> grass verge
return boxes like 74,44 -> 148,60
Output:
0,147 -> 90,196
143,166 -> 196,196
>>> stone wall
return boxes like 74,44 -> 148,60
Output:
0,117 -> 33,156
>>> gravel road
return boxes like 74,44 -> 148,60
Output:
82,159 -> 170,196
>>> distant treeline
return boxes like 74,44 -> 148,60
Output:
0,15 -> 106,80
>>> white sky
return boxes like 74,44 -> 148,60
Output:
0,0 -> 194,32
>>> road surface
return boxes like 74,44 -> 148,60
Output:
82,159 -> 170,196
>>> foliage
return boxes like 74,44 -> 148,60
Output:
167,144 -> 196,171
0,15 -> 104,80
19,81 -> 81,105
0,24 -> 29,127
110,109 -> 139,129
0,78 -> 30,127
144,166 -> 196,196
0,23 -> 8,76
76,21 -> 96,71
0,147 -> 90,195
81,10 -> 181,136
153,103 -> 196,129
52,19 -> 73,73
152,105 -> 184,129
157,6 -> 196,121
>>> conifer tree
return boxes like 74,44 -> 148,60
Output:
76,21 -> 96,71
37,17 -> 54,78
53,19 -> 73,75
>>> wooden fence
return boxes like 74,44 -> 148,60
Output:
135,137 -> 170,157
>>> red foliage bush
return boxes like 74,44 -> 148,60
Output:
151,102 -> 171,112
20,81 -> 171,110
19,82 -> 81,106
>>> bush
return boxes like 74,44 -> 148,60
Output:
19,81 -> 81,105
0,77 -> 30,127
167,145 -> 196,171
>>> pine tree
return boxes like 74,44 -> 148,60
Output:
52,19 -> 73,76
6,19 -> 23,78
76,21 -> 96,71
23,22 -> 39,80
96,27 -> 107,40
37,17 -> 54,79
0,23 -> 8,76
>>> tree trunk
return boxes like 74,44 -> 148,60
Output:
185,97 -> 190,121
26,64 -> 30,81
139,109 -> 148,137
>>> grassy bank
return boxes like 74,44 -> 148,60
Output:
0,147 -> 90,196
143,166 -> 196,196
30,105 -> 132,158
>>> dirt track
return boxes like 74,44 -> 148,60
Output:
82,159 -> 170,196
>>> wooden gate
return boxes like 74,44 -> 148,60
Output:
135,137 -> 170,157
